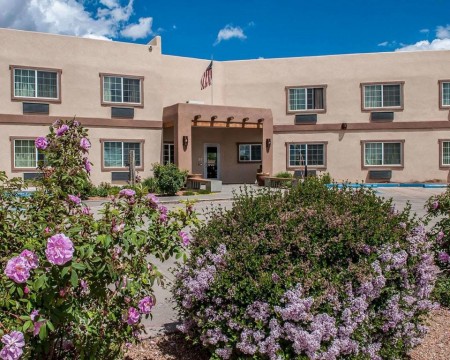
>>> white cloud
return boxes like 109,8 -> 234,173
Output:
214,24 -> 246,45
396,24 -> 450,51
419,28 -> 430,34
120,17 -> 152,40
378,41 -> 389,47
0,0 -> 153,41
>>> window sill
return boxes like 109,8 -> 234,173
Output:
11,97 -> 61,104
101,102 -> 143,108
12,168 -> 39,173
101,167 -> 144,172
362,166 -> 404,170
286,166 -> 326,171
362,107 -> 403,113
287,109 -> 326,115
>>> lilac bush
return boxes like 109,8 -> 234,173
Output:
174,180 -> 438,359
0,119 -> 198,359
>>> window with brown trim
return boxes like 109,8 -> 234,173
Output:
440,81 -> 450,108
12,139 -> 45,170
238,143 -> 262,162
101,140 -> 144,171
11,66 -> 61,102
440,140 -> 450,167
362,141 -> 403,167
286,86 -> 326,113
100,73 -> 143,107
287,143 -> 327,169
361,82 -> 403,110
163,143 -> 175,165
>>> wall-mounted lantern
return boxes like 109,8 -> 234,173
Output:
266,138 -> 272,151
183,136 -> 189,147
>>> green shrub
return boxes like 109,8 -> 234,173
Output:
0,119 -> 198,359
174,179 -> 438,359
425,190 -> 450,307
274,171 -> 292,178
153,163 -> 187,196
141,177 -> 159,193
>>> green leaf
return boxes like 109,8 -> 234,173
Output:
61,266 -> 70,277
46,321 -> 55,332
34,275 -> 46,291
72,262 -> 86,271
70,269 -> 79,287
39,323 -> 47,340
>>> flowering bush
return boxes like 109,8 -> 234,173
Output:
0,119 -> 198,359
152,163 -> 187,195
426,191 -> 450,307
174,179 -> 438,359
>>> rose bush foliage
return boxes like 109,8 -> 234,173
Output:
174,180 -> 438,360
426,191 -> 450,307
0,119 -> 198,359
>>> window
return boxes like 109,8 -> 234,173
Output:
287,86 -> 326,112
287,143 -> 326,168
102,74 -> 143,105
440,81 -> 450,108
163,143 -> 175,165
12,67 -> 60,100
103,141 -> 142,168
441,140 -> 450,166
362,83 -> 403,109
238,144 -> 262,162
13,139 -> 45,169
363,142 -> 402,166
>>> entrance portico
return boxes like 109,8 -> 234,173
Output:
162,103 -> 273,183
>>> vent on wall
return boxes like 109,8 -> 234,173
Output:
370,112 -> 394,122
111,172 -> 130,182
369,170 -> 392,180
294,114 -> 317,125
23,103 -> 49,114
23,173 -> 42,180
111,107 -> 134,119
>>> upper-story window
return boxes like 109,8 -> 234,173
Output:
286,86 -> 326,113
362,82 -> 403,110
101,74 -> 143,106
12,66 -> 61,102
440,81 -> 450,108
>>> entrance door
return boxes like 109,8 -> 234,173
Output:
204,144 -> 220,179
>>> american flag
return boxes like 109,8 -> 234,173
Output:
201,61 -> 213,90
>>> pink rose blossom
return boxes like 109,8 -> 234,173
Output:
138,296 -> 154,314
119,189 -> 136,198
146,193 -> 159,208
30,310 -> 39,321
83,158 -> 91,174
4,256 -> 31,283
24,286 -> 30,295
79,138 -> 91,151
35,137 -> 48,150
44,227 -> 50,234
432,200 -> 439,210
0,331 -> 25,360
20,250 -> 39,269
55,124 -> 69,136
67,195 -> 81,205
45,233 -> 74,265
158,205 -> 168,222
126,307 -> 140,325
179,231 -> 190,246
33,321 -> 45,337
82,207 -> 91,215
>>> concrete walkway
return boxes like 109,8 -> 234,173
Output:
84,185 -> 447,337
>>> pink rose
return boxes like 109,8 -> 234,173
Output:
80,138 -> 91,151
138,296 -> 154,314
35,137 -> 48,150
4,256 -> 30,283
0,331 -> 25,359
20,250 -> 39,269
45,233 -> 74,265
126,307 -> 140,325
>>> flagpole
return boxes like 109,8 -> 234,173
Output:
211,55 -> 214,105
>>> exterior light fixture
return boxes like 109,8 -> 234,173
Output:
183,136 -> 189,147
341,122 -> 347,130
194,115 -> 201,120
266,138 -> 272,150
258,118 -> 264,123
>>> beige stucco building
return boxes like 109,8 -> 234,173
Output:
1,27 -> 450,185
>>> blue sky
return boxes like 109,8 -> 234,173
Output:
1,0 -> 450,60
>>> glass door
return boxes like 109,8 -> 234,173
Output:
204,144 -> 220,179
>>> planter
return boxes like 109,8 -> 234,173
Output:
187,173 -> 203,180
256,172 -> 269,186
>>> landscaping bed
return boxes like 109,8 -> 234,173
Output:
125,309 -> 450,360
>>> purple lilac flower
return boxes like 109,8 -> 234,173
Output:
45,233 -> 74,265
126,307 -> 140,325
432,200 -> 439,210
68,194 -> 81,205
34,137 -> 48,150
146,193 -> 159,208
0,331 -> 25,360
245,301 -> 271,323
112,223 -> 125,233
138,296 -> 154,314
79,138 -> 91,151
179,231 -> 190,246
119,189 -> 135,198
82,207 -> 91,215
215,347 -> 232,359
4,256 -> 31,283
30,310 -> 39,321
437,231 -> 445,243
33,322 -> 45,337
20,250 -> 39,269
438,251 -> 450,263
391,250 -> 408,269
83,158 -> 91,174
55,124 -> 69,136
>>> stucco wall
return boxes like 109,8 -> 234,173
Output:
191,127 -> 263,184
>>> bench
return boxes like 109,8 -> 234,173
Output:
264,177 -> 299,188
186,178 -> 222,192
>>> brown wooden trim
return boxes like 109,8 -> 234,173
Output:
438,139 -> 450,169
10,136 -> 41,172
285,141 -> 328,170
236,142 -> 263,163
99,73 -> 144,108
285,85 -> 327,115
273,120 -> 450,133
438,80 -> 450,110
10,65 -> 62,104
360,140 -> 405,170
360,81 -> 405,112
0,114 -> 162,129
99,139 -> 145,172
